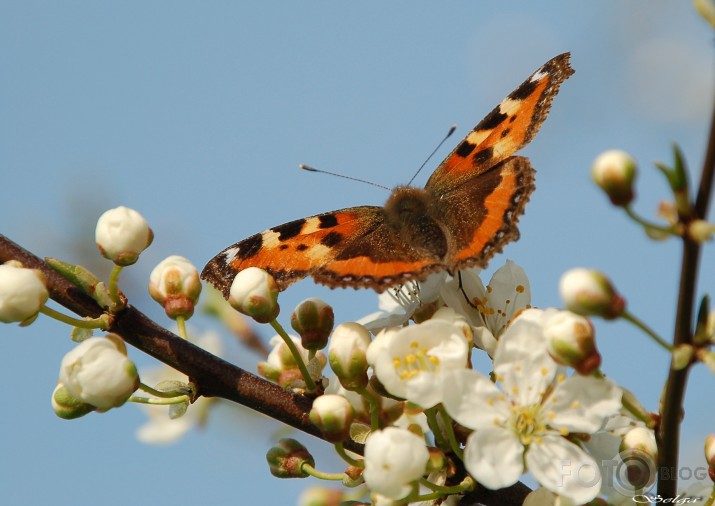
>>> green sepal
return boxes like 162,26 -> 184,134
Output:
46,258 -> 101,295
694,294 -> 711,344
71,326 -> 93,342
169,400 -> 189,419
349,422 -> 371,445
655,145 -> 692,218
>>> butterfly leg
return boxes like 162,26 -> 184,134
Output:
456,271 -> 480,310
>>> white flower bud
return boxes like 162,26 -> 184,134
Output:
688,219 -> 714,243
363,427 -> 429,500
309,394 -> 355,442
228,267 -> 279,323
95,206 -> 153,266
328,322 -> 371,391
619,427 -> 658,491
545,311 -> 601,375
559,268 -> 625,319
592,150 -> 637,206
0,262 -> 49,324
59,335 -> 139,411
148,255 -> 202,319
705,434 -> 715,467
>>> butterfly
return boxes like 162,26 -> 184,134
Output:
202,53 -> 574,296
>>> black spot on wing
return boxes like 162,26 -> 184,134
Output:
279,244 -> 289,250
500,128 -> 511,138
477,107 -> 508,130
237,234 -> 262,259
455,140 -> 476,158
508,77 -> 539,101
272,218 -> 306,241
296,244 -> 309,251
318,214 -> 338,228
473,147 -> 494,166
321,231 -> 343,247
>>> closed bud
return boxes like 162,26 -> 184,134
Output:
0,262 -> 48,324
309,394 -> 355,442
51,383 -> 95,419
266,438 -> 314,478
545,311 -> 601,375
672,344 -> 695,370
95,206 -> 153,266
228,267 -> 280,323
328,322 -> 371,391
149,255 -> 202,319
619,427 -> 658,490
688,219 -> 714,243
59,334 -> 139,411
706,433 -> 715,482
291,298 -> 334,351
258,334 -> 326,389
559,268 -> 625,319
592,150 -> 637,206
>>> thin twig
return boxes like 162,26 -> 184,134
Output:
657,85 -> 715,497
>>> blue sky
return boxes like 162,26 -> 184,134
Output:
1,2 -> 714,505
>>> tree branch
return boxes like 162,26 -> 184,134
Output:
0,233 -> 530,506
657,88 -> 715,497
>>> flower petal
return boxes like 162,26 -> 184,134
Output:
463,427 -> 524,489
440,268 -> 488,328
526,434 -> 601,504
442,369 -> 509,429
544,375 -> 622,433
493,311 -> 557,406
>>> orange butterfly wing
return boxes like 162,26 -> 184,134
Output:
426,52 -> 573,192
201,207 -> 446,295
423,53 -> 573,270
202,53 -> 574,294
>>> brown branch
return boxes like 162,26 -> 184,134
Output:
0,233 -> 530,506
657,87 -> 715,497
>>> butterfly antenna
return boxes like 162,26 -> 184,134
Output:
406,124 -> 457,186
298,164 -> 391,191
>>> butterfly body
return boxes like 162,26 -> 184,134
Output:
203,53 -> 574,295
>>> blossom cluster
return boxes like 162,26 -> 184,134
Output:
234,261 -> 644,505
2,191 -> 714,505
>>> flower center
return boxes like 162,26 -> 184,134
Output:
393,341 -> 440,380
474,284 -> 529,337
509,404 -> 546,446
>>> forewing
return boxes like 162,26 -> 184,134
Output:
201,206 -> 445,294
426,53 -> 573,192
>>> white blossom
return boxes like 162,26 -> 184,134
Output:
358,272 -> 446,332
371,319 -> 469,409
441,261 -> 530,354
443,309 -> 622,503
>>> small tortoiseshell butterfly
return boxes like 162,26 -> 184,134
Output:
202,53 -> 574,295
